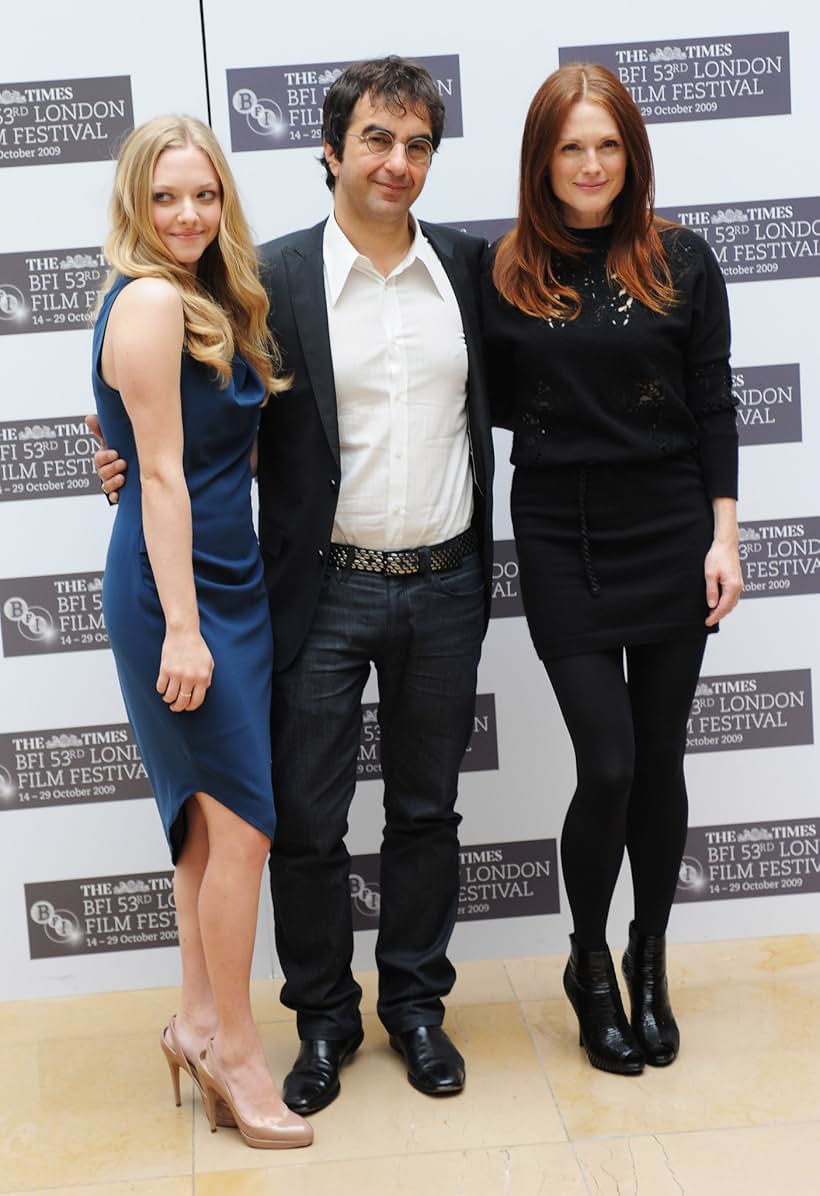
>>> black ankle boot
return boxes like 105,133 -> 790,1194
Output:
621,921 -> 679,1067
563,934 -> 644,1075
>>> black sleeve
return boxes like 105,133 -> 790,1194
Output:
479,242 -> 516,431
682,235 -> 738,499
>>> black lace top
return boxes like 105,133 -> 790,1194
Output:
481,224 -> 738,498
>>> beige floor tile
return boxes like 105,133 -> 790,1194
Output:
4,1182 -> 191,1196
523,968 -> 820,1137
575,1121 -> 820,1196
503,953 -> 567,1003
670,933 -> 820,990
0,986 -> 185,1046
193,1005 -> 564,1173
195,1142 -> 585,1195
0,1032 -> 193,1190
4,935 -> 818,1194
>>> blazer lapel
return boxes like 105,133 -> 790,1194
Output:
422,223 -> 489,493
283,228 -> 340,464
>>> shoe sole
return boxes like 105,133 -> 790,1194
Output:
406,1072 -> 464,1096
238,1131 -> 314,1149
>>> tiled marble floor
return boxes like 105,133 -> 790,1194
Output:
2,935 -> 819,1195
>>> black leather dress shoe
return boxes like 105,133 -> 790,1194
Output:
282,1028 -> 364,1114
388,1026 -> 465,1095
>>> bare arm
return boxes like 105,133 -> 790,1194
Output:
704,496 -> 743,627
106,278 -> 213,711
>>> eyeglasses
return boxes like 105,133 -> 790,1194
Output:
347,129 -> 435,167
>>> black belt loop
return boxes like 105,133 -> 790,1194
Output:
418,545 -> 432,579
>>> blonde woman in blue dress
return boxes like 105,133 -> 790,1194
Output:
92,115 -> 311,1149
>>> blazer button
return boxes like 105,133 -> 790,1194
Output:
329,478 -> 337,487
317,548 -> 324,559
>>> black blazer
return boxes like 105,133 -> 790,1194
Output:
256,219 -> 494,673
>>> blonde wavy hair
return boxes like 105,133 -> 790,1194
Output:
100,114 -> 287,398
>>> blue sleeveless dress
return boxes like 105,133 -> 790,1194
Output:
92,275 -> 275,860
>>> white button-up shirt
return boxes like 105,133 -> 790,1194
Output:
323,213 -> 473,551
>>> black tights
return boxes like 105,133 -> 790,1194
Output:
546,637 -> 707,950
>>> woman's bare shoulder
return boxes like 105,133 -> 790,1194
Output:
111,275 -> 183,318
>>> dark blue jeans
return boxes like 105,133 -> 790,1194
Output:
269,552 -> 485,1038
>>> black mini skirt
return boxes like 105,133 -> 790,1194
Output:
511,454 -> 715,661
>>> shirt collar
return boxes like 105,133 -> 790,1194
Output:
323,212 -> 449,306
323,213 -> 361,307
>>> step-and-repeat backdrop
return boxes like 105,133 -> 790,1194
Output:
1,1 -> 817,999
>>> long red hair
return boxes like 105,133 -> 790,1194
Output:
493,63 -> 676,320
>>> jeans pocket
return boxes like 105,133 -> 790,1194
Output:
431,553 -> 485,598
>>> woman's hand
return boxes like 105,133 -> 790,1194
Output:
705,496 -> 743,626
704,539 -> 743,626
156,628 -> 214,712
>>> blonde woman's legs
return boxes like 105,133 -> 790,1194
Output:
193,791 -> 290,1118
172,797 -> 218,1062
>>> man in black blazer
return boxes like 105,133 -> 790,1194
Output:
257,57 -> 494,1114
92,56 -> 494,1115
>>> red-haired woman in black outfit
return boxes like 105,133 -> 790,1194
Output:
482,64 -> 742,1074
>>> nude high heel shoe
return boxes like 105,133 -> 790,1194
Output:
198,1039 -> 314,1149
160,1016 -> 236,1127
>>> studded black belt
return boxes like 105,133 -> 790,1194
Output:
327,527 -> 478,576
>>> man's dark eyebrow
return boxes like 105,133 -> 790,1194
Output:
359,122 -> 433,143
